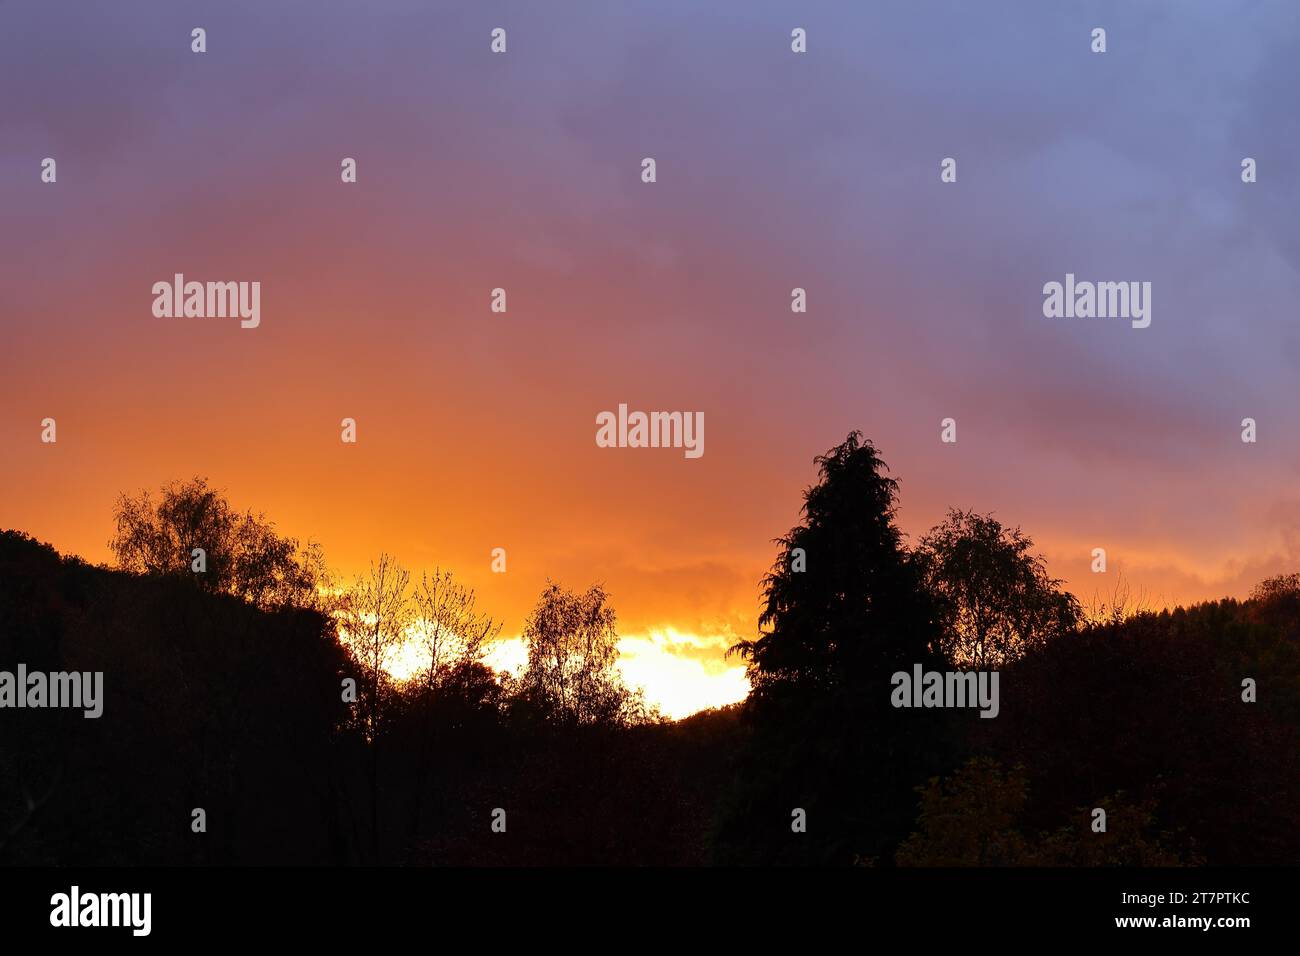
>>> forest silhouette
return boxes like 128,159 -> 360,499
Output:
1,432 -> 1297,865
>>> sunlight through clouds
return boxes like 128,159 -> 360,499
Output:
616,629 -> 749,719
476,629 -> 748,719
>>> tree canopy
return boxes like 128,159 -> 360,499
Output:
518,582 -> 648,727
109,477 -> 326,611
915,509 -> 1081,668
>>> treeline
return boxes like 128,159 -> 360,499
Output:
0,525 -> 733,864
718,433 -> 1300,864
1,434 -> 1297,865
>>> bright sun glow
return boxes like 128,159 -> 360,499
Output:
617,628 -> 750,719
341,619 -> 749,721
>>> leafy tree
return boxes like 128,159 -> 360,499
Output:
339,552 -> 411,860
340,553 -> 411,741
410,568 -> 500,690
915,509 -> 1080,668
895,758 -> 1201,866
518,582 -> 646,726
894,757 -> 1030,865
406,568 -> 502,840
1251,572 -> 1300,603
109,477 -> 327,611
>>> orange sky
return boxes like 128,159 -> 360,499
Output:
6,2 -> 1300,717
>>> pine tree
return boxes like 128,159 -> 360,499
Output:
718,432 -> 953,863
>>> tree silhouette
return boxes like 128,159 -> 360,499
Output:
6,457 -> 1297,867
895,758 -> 1201,866
407,568 -> 502,841
411,568 -> 500,690
915,509 -> 1080,668
341,553 -> 410,742
518,582 -> 645,727
340,553 -> 410,859
720,432 -> 953,863
736,432 -> 939,692
109,477 -> 327,611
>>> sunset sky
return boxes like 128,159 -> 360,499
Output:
4,1 -> 1300,717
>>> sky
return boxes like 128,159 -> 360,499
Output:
3,1 -> 1300,717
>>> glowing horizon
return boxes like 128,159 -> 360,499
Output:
6,2 -> 1300,722
356,622 -> 750,721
